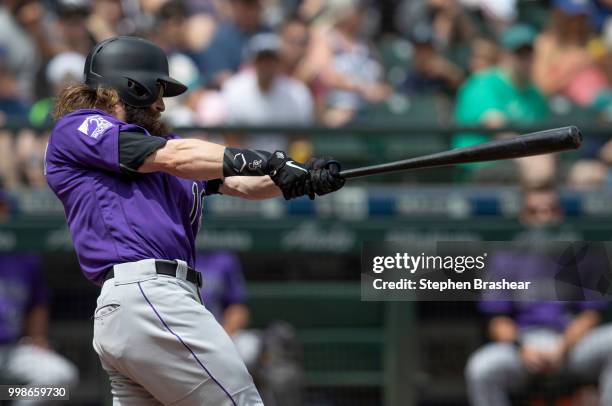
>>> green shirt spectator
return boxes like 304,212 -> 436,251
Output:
454,67 -> 549,149
452,24 -> 549,178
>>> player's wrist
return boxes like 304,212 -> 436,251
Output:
222,147 -> 272,177
264,151 -> 312,200
205,178 -> 224,195
265,151 -> 291,176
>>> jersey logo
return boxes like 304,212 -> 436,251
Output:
77,115 -> 114,139
190,182 -> 206,226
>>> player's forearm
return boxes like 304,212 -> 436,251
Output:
25,305 -> 49,344
140,138 -> 225,180
222,304 -> 250,336
219,176 -> 282,200
560,310 -> 600,352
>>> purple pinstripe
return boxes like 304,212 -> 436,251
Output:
137,282 -> 237,406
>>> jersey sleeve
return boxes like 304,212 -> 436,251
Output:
119,131 -> 168,173
25,256 -> 49,311
48,113 -> 123,173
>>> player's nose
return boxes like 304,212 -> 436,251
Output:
152,97 -> 165,113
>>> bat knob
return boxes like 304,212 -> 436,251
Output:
325,160 -> 342,175
567,126 -> 583,149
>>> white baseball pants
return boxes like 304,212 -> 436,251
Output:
92,259 -> 264,405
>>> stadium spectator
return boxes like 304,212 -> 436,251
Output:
301,0 -> 391,126
402,23 -> 465,97
591,0 -> 612,33
533,0 -> 610,108
0,48 -> 30,124
221,33 -> 314,150
279,16 -> 310,80
395,0 -> 478,54
459,0 -> 518,31
153,0 -> 190,55
0,127 -> 17,189
0,182 -> 10,222
183,0 -> 227,16
163,53 -> 210,127
196,0 -> 267,88
54,0 -> 95,56
279,16 -> 325,120
151,0 -> 210,127
86,0 -> 129,43
29,52 -> 86,128
0,47 -> 42,190
454,24 -> 551,185
465,184 -> 612,405
12,52 -> 85,189
0,254 -> 78,403
0,0 -> 55,102
468,37 -> 499,73
567,159 -> 608,188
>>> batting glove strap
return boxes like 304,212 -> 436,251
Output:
266,151 -> 313,200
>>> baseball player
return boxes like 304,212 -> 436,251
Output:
466,186 -> 612,405
44,36 -> 344,405
0,254 -> 78,406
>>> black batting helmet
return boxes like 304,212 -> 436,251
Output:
84,36 -> 187,107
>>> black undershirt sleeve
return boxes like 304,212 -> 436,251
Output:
119,131 -> 168,174
205,178 -> 223,195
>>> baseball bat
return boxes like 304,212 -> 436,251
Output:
339,126 -> 582,180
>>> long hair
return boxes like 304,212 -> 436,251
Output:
53,84 -> 120,120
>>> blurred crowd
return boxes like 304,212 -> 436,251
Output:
0,0 -> 611,192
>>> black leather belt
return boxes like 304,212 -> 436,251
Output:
104,260 -> 202,287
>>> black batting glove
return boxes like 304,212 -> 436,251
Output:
308,159 -> 345,196
304,156 -> 329,171
266,151 -> 312,200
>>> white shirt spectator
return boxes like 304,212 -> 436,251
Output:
221,68 -> 313,150
0,7 -> 39,102
223,68 -> 313,125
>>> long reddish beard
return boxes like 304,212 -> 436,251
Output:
124,105 -> 171,137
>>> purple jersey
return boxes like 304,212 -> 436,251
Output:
479,250 -> 608,331
0,254 -> 48,344
45,109 -> 206,285
196,252 -> 247,322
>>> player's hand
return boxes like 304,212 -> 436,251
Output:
304,156 -> 329,171
266,151 -> 311,200
520,346 -> 549,373
539,344 -> 567,372
307,157 -> 345,197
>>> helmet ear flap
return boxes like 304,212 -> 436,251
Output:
127,79 -> 147,97
122,77 -> 157,107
